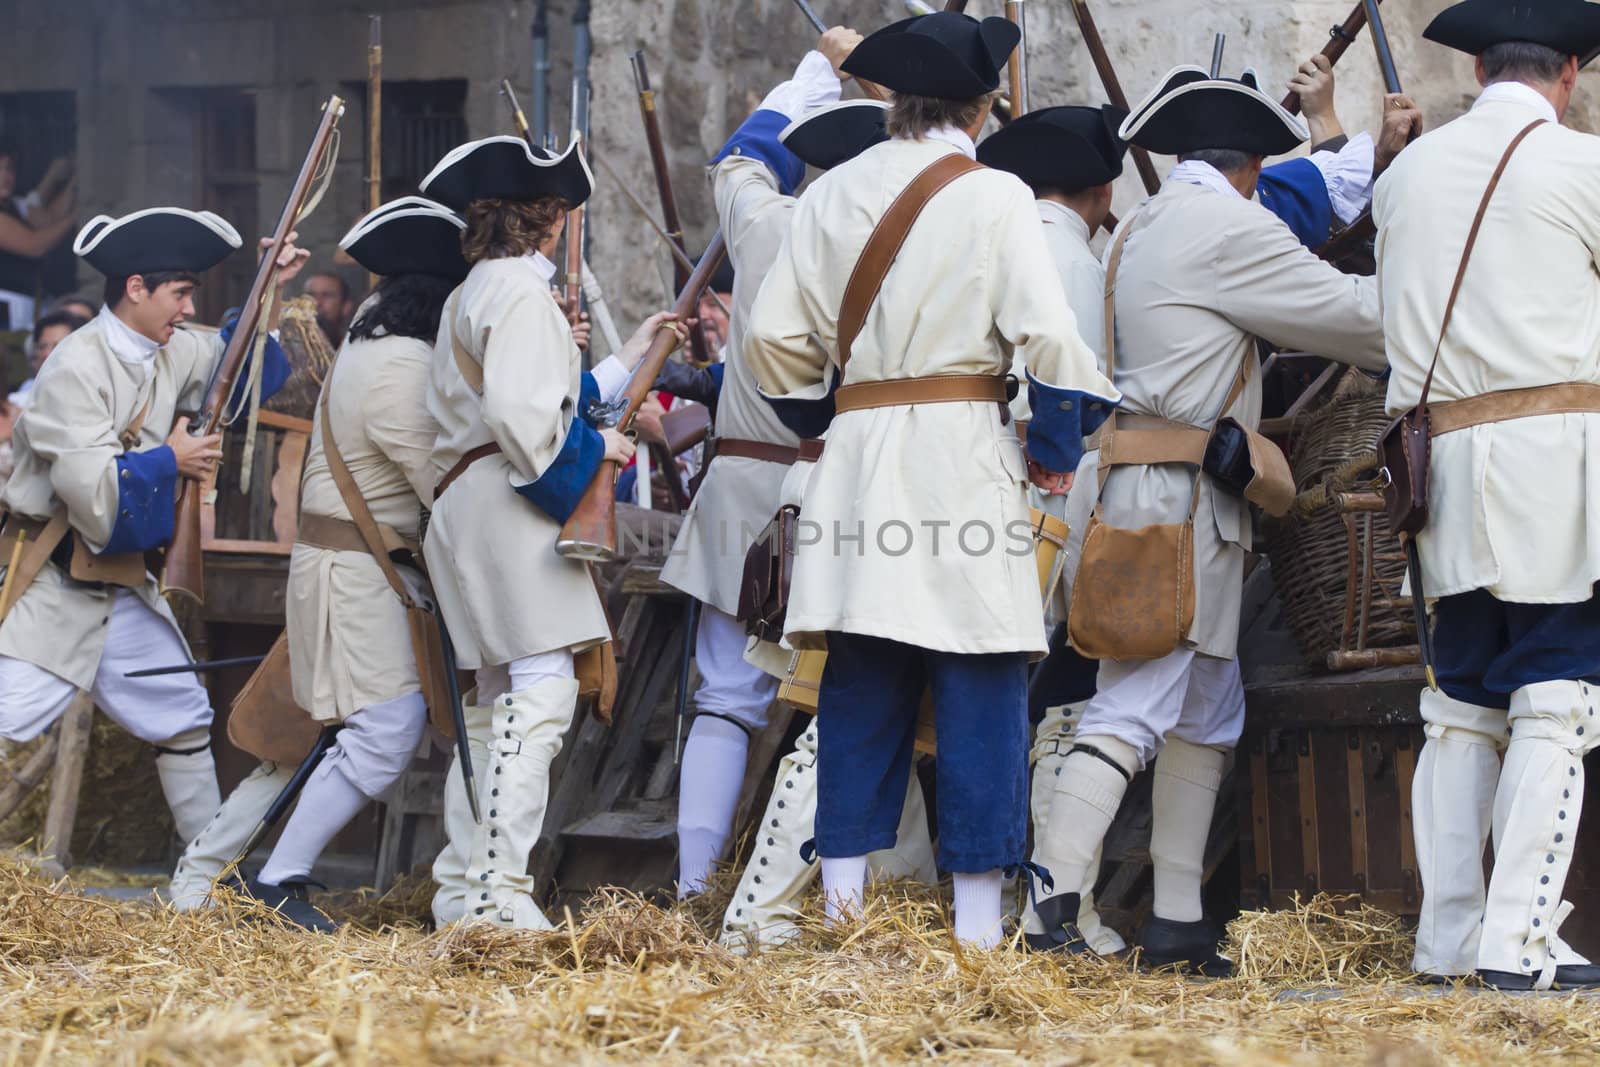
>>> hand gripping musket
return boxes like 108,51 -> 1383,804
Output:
789,1 -> 893,104
556,233 -> 728,560
632,52 -> 715,363
1070,0 -> 1161,199
160,95 -> 345,605
1280,0 -> 1384,115
226,725 -> 342,874
1316,0 -> 1403,265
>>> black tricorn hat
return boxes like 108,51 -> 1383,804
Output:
420,135 -> 593,213
1120,65 -> 1308,157
340,197 -> 468,282
977,105 -> 1129,192
72,208 -> 242,277
841,12 -> 1020,101
1425,0 -> 1600,64
780,100 -> 891,171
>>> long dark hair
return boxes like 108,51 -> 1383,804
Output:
348,273 -> 457,344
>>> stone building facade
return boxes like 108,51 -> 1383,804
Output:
2,0 -> 1596,333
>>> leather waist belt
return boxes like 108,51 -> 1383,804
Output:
1098,413 -> 1210,470
1429,382 -> 1600,437
434,443 -> 504,502
832,374 -> 1009,415
715,438 -> 803,466
296,512 -> 418,558
797,438 -> 825,463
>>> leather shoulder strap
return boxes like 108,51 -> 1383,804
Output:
1416,119 -> 1546,416
119,391 -> 156,451
315,371 -> 416,608
837,153 -> 985,372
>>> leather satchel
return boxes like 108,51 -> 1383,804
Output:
1379,118 -> 1544,538
228,630 -> 323,763
739,504 -> 799,642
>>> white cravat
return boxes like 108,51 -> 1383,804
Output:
1168,159 -> 1246,200
97,304 -> 160,374
1474,80 -> 1559,124
1037,198 -> 1092,245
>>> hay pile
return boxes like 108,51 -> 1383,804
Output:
1,863 -> 1597,1066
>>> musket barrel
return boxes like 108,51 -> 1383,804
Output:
1070,0 -> 1161,196
1364,0 -> 1402,94
1210,32 -> 1226,79
1281,0 -> 1381,114
792,0 -> 827,34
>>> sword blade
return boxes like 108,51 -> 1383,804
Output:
435,610 -> 481,824
1405,538 -> 1439,691
226,724 -> 342,874
126,654 -> 267,678
674,598 -> 700,764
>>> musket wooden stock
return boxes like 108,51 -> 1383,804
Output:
632,52 -> 713,362
1069,0 -> 1160,196
943,0 -> 969,11
556,232 -> 727,561
161,95 -> 345,605
1005,1 -> 1028,119
1281,0 -> 1381,115
565,174 -> 585,327
366,17 -> 382,215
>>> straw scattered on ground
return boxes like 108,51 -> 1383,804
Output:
1,861 -> 1597,1065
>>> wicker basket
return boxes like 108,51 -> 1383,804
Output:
263,295 -> 337,419
1265,370 -> 1418,671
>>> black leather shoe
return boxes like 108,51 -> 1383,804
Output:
246,877 -> 340,934
1135,916 -> 1234,977
1022,892 -> 1094,955
1479,964 -> 1600,991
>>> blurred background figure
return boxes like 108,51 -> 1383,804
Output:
11,305 -> 88,408
0,145 -> 76,329
303,269 -> 356,344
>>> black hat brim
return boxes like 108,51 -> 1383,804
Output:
72,208 -> 242,277
780,101 -> 891,172
977,104 -> 1129,191
420,136 -> 593,213
340,197 -> 468,282
1424,0 -> 1600,61
842,12 -> 1019,100
1120,67 -> 1308,157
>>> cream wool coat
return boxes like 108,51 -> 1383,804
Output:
289,331 -> 436,721
424,257 -> 610,669
746,137 -> 1118,656
659,153 -> 801,616
1375,91 -> 1600,604
1061,180 -> 1387,659
0,318 -> 222,688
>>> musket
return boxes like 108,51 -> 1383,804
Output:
366,16 -> 382,215
944,0 -> 969,11
1005,1 -> 1030,118
125,654 -> 267,679
435,611 -> 482,823
565,2 -> 592,330
531,0 -> 552,145
1281,0 -> 1383,115
1315,0 -> 1403,264
1210,32 -> 1227,79
161,95 -> 345,605
632,52 -> 714,362
226,725 -> 342,873
557,233 -> 727,560
1069,0 -> 1161,196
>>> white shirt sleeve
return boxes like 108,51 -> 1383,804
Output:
14,190 -> 42,220
588,354 -> 631,402
755,51 -> 843,122
1306,131 -> 1376,226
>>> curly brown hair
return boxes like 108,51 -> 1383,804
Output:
461,196 -> 570,264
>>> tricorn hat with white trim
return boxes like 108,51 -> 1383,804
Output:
72,208 -> 242,277
842,12 -> 1019,101
420,135 -> 593,213
340,197 -> 468,282
977,104 -> 1129,192
1425,0 -> 1600,63
1120,66 -> 1308,157
780,100 -> 891,172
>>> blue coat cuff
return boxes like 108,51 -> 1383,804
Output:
1024,372 -> 1119,474
104,445 -> 179,553
513,419 -> 606,523
1257,157 -> 1334,250
578,371 -> 603,427
710,109 -> 806,196
219,317 -> 293,406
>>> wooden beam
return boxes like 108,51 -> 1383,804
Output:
39,693 -> 93,873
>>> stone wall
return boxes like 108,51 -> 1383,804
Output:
3,0 -> 1600,332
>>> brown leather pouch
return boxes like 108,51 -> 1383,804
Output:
661,403 -> 711,456
1068,512 -> 1196,661
405,603 -> 456,738
68,533 -> 147,588
576,641 -> 618,725
1378,409 -> 1431,537
228,631 -> 322,763
1204,418 -> 1296,519
738,504 -> 799,642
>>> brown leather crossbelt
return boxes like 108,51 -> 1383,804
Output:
1429,382 -> 1600,437
1097,412 -> 1209,468
715,438 -> 804,466
833,373 -> 1009,415
297,512 -> 419,558
434,443 -> 503,502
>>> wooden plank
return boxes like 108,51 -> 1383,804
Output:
1247,734 -> 1273,908
1246,665 -> 1424,728
0,725 -> 59,823
1346,728 -> 1369,893
39,694 -> 93,872
1296,731 -> 1321,896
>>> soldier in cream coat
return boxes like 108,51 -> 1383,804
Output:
0,208 -> 296,880
1375,0 -> 1600,991
169,200 -> 467,928
746,11 -> 1119,948
418,137 -> 684,929
1028,67 -> 1411,973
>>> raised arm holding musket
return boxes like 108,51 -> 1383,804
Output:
0,200 -> 303,890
